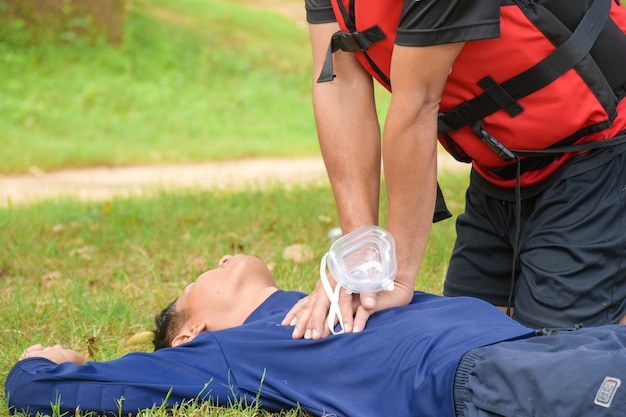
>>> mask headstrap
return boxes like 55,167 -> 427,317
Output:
319,252 -> 345,335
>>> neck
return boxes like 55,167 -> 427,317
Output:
240,287 -> 278,321
222,287 -> 278,330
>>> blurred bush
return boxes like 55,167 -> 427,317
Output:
0,0 -> 127,45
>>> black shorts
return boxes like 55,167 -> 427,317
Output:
454,326 -> 626,417
444,152 -> 626,328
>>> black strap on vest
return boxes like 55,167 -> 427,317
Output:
513,133 -> 626,157
317,25 -> 386,83
438,0 -> 612,137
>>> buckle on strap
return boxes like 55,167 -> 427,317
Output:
317,25 -> 386,83
471,121 -> 516,162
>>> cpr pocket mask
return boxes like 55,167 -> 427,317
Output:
320,224 -> 397,334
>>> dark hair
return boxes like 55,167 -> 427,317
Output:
153,298 -> 185,351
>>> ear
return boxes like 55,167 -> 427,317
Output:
170,321 -> 209,347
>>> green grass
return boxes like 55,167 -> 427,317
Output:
0,171 -> 468,416
0,0 -> 319,174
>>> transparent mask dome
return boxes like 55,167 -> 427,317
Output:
325,225 -> 397,293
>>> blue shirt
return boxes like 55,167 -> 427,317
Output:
5,291 -> 533,416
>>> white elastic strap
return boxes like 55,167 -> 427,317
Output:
320,253 -> 344,335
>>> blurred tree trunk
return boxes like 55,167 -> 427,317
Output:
0,0 -> 127,44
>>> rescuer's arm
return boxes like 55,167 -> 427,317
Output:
371,42 -> 465,329
282,21 -> 383,339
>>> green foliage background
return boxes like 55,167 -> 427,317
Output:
0,0 -> 319,174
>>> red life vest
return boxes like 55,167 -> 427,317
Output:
324,0 -> 626,188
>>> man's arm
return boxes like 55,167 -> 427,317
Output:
312,24 -> 383,229
5,341 -> 235,416
283,21 -> 383,339
372,42 -> 465,320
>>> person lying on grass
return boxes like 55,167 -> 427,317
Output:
6,254 -> 626,417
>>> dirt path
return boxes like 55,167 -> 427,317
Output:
0,154 -> 468,207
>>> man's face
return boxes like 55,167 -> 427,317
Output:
175,254 -> 276,331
